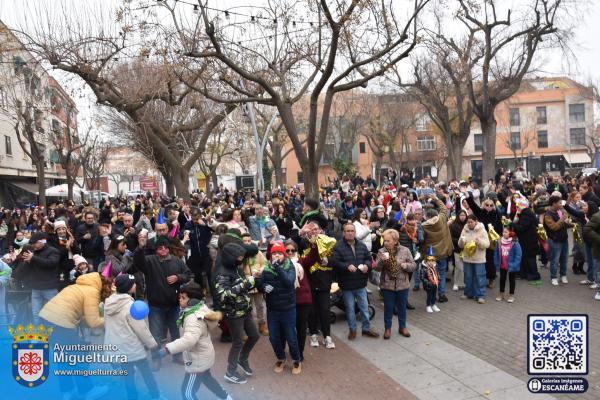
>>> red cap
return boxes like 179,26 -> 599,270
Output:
270,241 -> 286,255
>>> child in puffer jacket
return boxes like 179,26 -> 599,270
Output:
154,282 -> 232,400
493,227 -> 522,303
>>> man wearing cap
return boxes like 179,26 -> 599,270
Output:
135,234 -> 191,364
21,232 -> 61,324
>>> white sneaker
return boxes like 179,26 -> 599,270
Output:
310,334 -> 319,347
580,279 -> 593,285
595,292 -> 600,301
551,278 -> 559,286
452,285 -> 459,291
426,306 -> 433,313
324,336 -> 335,349
589,283 -> 598,290
432,304 -> 440,312
561,276 -> 568,284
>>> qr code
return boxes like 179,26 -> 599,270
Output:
528,315 -> 588,375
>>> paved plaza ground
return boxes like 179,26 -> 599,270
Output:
146,257 -> 597,400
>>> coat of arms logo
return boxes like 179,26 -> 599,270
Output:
9,324 -> 52,388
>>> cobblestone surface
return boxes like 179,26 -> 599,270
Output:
398,261 -> 599,400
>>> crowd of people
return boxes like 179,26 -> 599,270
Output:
1,166 -> 600,399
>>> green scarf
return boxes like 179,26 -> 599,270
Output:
299,209 -> 319,228
225,232 -> 242,241
176,302 -> 204,327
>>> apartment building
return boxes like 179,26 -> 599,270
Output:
0,21 -> 79,206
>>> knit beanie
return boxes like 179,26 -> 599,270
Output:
115,274 -> 135,293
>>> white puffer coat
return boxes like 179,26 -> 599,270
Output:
103,293 -> 157,362
165,304 -> 222,373
458,222 -> 490,264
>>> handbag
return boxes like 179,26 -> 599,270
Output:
369,269 -> 381,286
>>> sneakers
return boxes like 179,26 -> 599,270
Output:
580,279 -> 593,285
324,336 -> 336,349
426,306 -> 433,313
506,296 -> 515,303
496,293 -> 504,302
224,371 -> 247,384
551,278 -> 559,286
561,276 -> 568,284
238,360 -> 253,376
595,292 -> 600,301
292,361 -> 302,375
452,285 -> 459,291
528,280 -> 543,287
590,283 -> 598,290
477,298 -> 486,304
432,304 -> 440,312
273,360 -> 285,374
309,334 -> 319,347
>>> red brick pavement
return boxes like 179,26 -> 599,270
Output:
210,333 -> 417,400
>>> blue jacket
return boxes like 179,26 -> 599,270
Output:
331,239 -> 372,291
493,239 -> 522,273
247,216 -> 276,243
257,258 -> 296,311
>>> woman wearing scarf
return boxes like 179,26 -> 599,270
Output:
375,229 -> 416,339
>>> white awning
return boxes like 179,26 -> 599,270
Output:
564,153 -> 591,165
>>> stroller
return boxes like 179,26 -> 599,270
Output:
329,282 -> 376,324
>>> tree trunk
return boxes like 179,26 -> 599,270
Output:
36,163 -> 46,207
172,169 -> 190,198
161,169 -> 175,197
374,157 -> 382,184
481,117 -> 497,182
303,161 -> 319,201
210,170 -> 218,193
67,175 -> 74,201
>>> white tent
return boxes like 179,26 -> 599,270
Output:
42,184 -> 88,198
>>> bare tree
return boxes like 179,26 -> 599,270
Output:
49,105 -> 88,200
81,137 -> 109,191
17,3 -> 237,197
170,0 -> 429,199
443,0 -> 572,181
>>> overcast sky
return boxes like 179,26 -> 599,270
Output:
1,0 -> 600,126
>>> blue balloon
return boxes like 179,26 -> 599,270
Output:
130,300 -> 149,320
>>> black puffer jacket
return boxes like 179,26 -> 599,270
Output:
331,239 -> 372,291
511,208 -> 540,256
449,211 -> 468,253
466,194 -> 502,234
28,244 -> 61,290
215,243 -> 255,319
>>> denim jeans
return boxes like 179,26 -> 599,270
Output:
31,288 -> 58,325
585,243 -> 596,282
436,258 -> 448,296
463,262 -> 486,299
548,240 -> 568,279
342,288 -> 370,332
267,307 -> 301,362
148,304 -> 180,346
381,289 -> 408,329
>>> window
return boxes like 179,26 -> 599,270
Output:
536,106 -> 547,124
321,143 -> 335,164
510,132 -> 521,150
474,134 -> 483,152
570,128 -> 586,146
509,108 -> 520,126
569,104 -> 585,123
537,130 -> 548,148
416,136 -> 436,151
297,171 -> 304,184
415,114 -> 429,131
359,142 -> 366,154
5,135 -> 12,155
